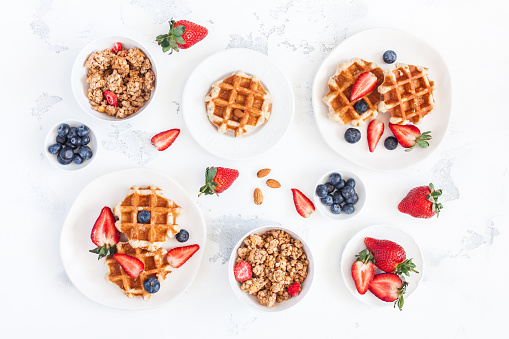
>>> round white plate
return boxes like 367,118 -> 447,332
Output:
182,48 -> 295,159
340,224 -> 423,308
312,28 -> 452,172
60,168 -> 206,309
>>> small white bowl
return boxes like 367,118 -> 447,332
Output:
45,119 -> 98,171
314,169 -> 366,220
228,226 -> 314,312
71,35 -> 158,122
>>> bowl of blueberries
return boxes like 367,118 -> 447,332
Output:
45,120 -> 97,171
314,169 -> 366,220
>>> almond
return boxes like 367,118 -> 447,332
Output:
257,168 -> 271,178
254,188 -> 263,205
266,179 -> 281,188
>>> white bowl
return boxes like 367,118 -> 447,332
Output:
228,226 -> 314,312
45,119 -> 98,171
71,35 -> 158,122
314,169 -> 366,220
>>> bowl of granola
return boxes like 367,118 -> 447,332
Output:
228,226 -> 314,312
71,36 -> 158,121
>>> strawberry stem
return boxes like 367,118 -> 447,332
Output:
426,183 -> 443,217
405,131 -> 432,152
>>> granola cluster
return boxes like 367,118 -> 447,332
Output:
236,230 -> 309,307
85,46 -> 155,118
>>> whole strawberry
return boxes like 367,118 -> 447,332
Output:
364,237 -> 418,277
398,183 -> 443,218
156,19 -> 208,54
199,166 -> 239,196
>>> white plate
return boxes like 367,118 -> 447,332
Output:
182,48 -> 295,159
60,168 -> 206,309
312,28 -> 452,172
340,225 -> 423,308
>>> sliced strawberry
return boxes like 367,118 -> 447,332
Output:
233,260 -> 252,281
287,282 -> 301,297
166,244 -> 200,268
113,254 -> 144,279
112,42 -> 123,53
291,188 -> 315,218
151,129 -> 180,151
351,249 -> 376,295
368,273 -> 407,310
367,119 -> 384,152
89,206 -> 120,260
389,123 -> 432,151
103,90 -> 118,107
350,72 -> 378,102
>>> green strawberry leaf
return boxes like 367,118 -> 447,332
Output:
175,36 -> 186,44
160,39 -> 170,48
155,34 -> 167,41
173,25 -> 185,36
162,45 -> 172,53
206,167 -> 217,182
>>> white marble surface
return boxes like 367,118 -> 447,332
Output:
2,0 -> 508,338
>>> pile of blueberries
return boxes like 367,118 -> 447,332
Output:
316,172 -> 359,215
48,123 -> 93,165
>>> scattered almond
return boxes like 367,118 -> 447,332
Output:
254,188 -> 263,205
257,168 -> 271,178
266,179 -> 281,188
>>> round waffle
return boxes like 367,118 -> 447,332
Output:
205,70 -> 272,137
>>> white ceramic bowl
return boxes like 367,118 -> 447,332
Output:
45,119 -> 98,171
71,35 -> 158,122
314,169 -> 366,220
228,226 -> 314,312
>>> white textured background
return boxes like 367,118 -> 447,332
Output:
1,0 -> 508,338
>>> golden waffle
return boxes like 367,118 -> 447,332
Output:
323,58 -> 384,126
378,63 -> 436,125
105,242 -> 171,301
113,185 -> 182,251
205,70 -> 272,137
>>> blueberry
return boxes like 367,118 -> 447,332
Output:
143,277 -> 160,294
353,99 -> 368,114
68,127 -> 78,138
334,179 -> 345,191
344,128 -> 361,144
78,146 -> 93,160
60,147 -> 74,160
346,193 -> 359,205
57,154 -> 72,165
321,195 -> 333,206
57,123 -> 70,137
329,173 -> 341,185
384,136 -> 398,150
341,186 -> 355,199
70,136 -> 82,147
81,135 -> 90,145
137,210 -> 151,224
65,140 -> 77,149
315,184 -> 328,198
48,143 -> 62,155
330,203 -> 342,214
72,153 -> 83,164
383,50 -> 397,64
56,135 -> 67,144
333,191 -> 345,204
343,203 -> 355,214
77,125 -> 90,137
325,183 -> 335,194
176,229 -> 189,243
345,178 -> 356,188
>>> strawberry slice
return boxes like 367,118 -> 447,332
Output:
233,260 -> 252,281
113,254 -> 144,279
151,129 -> 180,151
367,119 -> 384,152
103,90 -> 118,107
389,123 -> 432,151
368,273 -> 407,310
89,207 -> 120,260
112,42 -> 123,53
166,244 -> 200,268
291,188 -> 315,218
350,72 -> 378,102
287,282 -> 301,297
351,249 -> 376,295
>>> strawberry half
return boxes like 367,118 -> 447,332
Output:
166,244 -> 200,268
388,123 -> 431,151
151,129 -> 180,151
351,249 -> 376,295
103,90 -> 118,107
287,282 -> 301,297
112,42 -> 122,53
364,237 -> 418,276
199,167 -> 239,196
233,260 -> 252,282
398,183 -> 443,218
350,72 -> 378,102
368,273 -> 407,310
367,119 -> 384,152
112,254 -> 144,279
156,19 -> 208,54
89,206 -> 120,260
291,188 -> 315,218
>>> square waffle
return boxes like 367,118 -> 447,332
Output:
105,242 -> 171,301
113,185 -> 182,251
323,58 -> 384,126
205,70 -> 272,137
378,63 -> 436,125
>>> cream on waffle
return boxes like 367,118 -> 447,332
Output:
113,185 -> 182,251
205,70 -> 272,137
378,63 -> 436,125
323,58 -> 384,126
105,242 -> 171,301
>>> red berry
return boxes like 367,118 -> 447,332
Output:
103,90 -> 118,107
113,253 -> 144,279
166,244 -> 200,268
112,42 -> 122,53
89,206 -> 120,260
398,183 -> 443,218
350,72 -> 378,101
233,261 -> 252,282
151,129 -> 180,151
287,282 -> 301,297
367,119 -> 384,152
199,167 -> 239,196
291,188 -> 315,218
